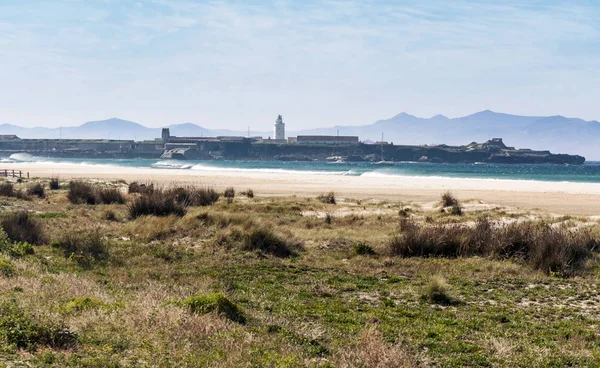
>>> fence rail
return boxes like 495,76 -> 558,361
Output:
0,169 -> 29,179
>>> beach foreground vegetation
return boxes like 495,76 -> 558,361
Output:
0,179 -> 599,366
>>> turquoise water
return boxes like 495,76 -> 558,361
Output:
3,153 -> 600,183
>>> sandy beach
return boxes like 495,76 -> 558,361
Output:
10,162 -> 600,215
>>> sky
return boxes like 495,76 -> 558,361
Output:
0,0 -> 599,130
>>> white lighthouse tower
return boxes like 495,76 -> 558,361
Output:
274,114 -> 285,140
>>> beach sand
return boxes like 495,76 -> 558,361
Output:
12,162 -> 600,215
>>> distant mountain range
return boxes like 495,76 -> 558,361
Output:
2,111 -> 600,159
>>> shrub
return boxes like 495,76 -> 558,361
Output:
98,188 -> 125,204
241,189 -> 254,198
67,181 -> 98,205
4,242 -> 35,258
26,183 -> 45,198
450,203 -> 463,216
0,258 -> 15,277
49,177 -> 60,190
52,231 -> 109,267
190,187 -> 220,206
441,191 -> 458,207
1,212 -> 46,245
423,275 -> 456,305
243,228 -> 300,257
354,242 -> 376,256
0,299 -> 77,350
0,182 -> 14,197
182,293 -> 246,324
101,209 -> 119,222
387,218 -> 596,277
128,189 -> 187,218
64,297 -> 105,313
128,182 -> 153,194
15,190 -> 31,201
224,187 -> 235,199
325,213 -> 332,225
317,192 -> 336,204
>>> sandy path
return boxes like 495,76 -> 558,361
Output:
10,162 -> 600,215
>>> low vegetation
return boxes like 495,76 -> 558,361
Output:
181,293 -> 246,324
49,177 -> 60,190
317,191 -> 336,204
26,183 -> 45,198
388,218 -> 596,277
0,180 -> 599,366
1,212 -> 46,245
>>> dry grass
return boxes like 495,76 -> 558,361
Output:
1,212 -> 46,245
1,182 -> 600,366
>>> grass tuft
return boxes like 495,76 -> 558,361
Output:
98,188 -> 125,204
423,275 -> 457,305
128,189 -> 187,218
52,231 -> 109,268
181,293 -> 246,324
0,299 -> 77,350
317,191 -> 336,204
441,191 -> 459,207
67,181 -> 99,205
1,212 -> 46,245
26,183 -> 45,198
49,177 -> 60,190
243,228 -> 301,258
354,242 -> 376,256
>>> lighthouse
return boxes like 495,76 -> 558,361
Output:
274,114 -> 285,140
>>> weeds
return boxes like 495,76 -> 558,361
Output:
128,182 -> 154,194
241,189 -> 254,198
0,258 -> 15,277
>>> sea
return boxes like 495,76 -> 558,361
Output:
2,153 -> 600,184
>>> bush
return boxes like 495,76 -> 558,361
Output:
49,177 -> 60,190
423,275 -> 456,305
67,181 -> 99,205
101,209 -> 119,222
450,203 -> 463,216
0,182 -> 14,197
128,182 -> 153,194
0,257 -> 15,277
1,212 -> 46,245
441,191 -> 458,207
98,188 -> 125,204
241,189 -> 254,198
0,299 -> 77,350
190,187 -> 220,206
64,297 -> 105,313
354,242 -> 376,256
15,190 -> 31,201
317,192 -> 336,204
182,293 -> 246,324
52,231 -> 109,268
26,183 -> 45,198
243,228 -> 300,257
224,187 -> 235,199
128,189 -> 186,218
387,218 -> 596,277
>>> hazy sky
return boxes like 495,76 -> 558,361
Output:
1,0 -> 599,130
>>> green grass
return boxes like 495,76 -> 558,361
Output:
0,185 -> 599,366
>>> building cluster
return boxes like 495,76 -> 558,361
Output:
161,115 -> 360,146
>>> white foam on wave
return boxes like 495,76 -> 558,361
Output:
151,161 -> 193,170
9,153 -> 40,162
189,163 -> 357,176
